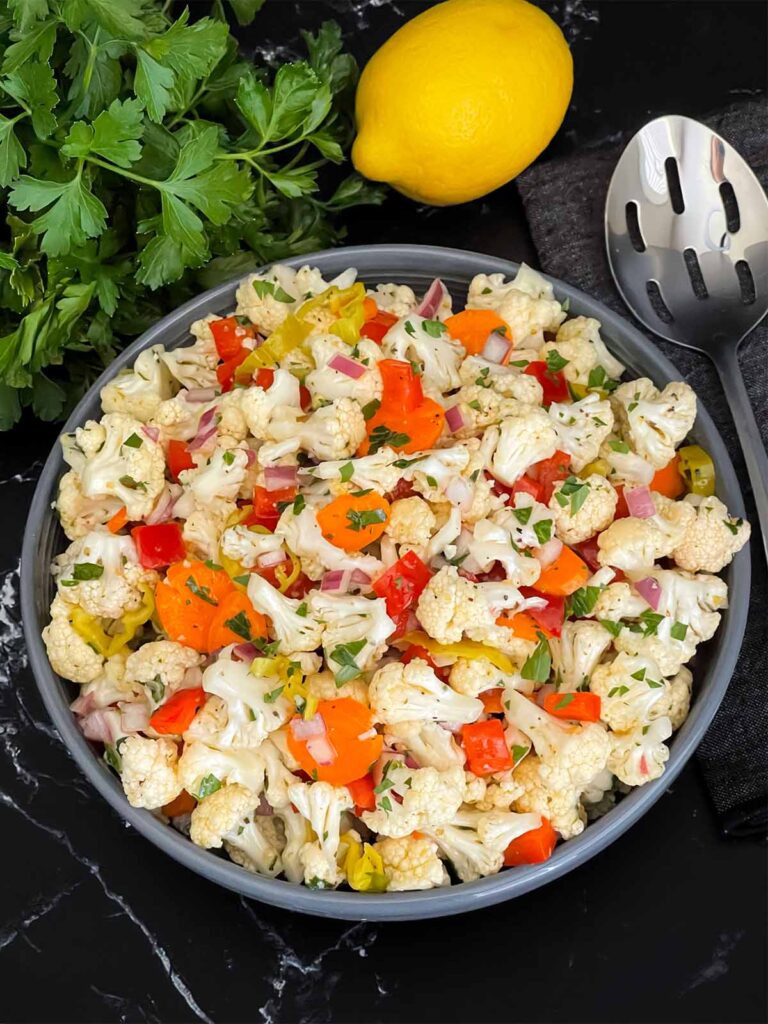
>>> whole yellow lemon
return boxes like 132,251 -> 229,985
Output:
352,0 -> 573,206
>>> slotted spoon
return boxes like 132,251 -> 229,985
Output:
605,114 -> 768,561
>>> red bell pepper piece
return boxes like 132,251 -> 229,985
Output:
372,550 -> 432,620
503,818 -> 558,866
571,535 -> 601,572
400,643 -> 450,683
131,522 -> 186,569
542,691 -> 601,722
613,484 -> 630,519
149,687 -> 206,735
347,773 -> 376,813
378,359 -> 424,413
216,347 -> 250,392
462,719 -> 513,776
255,368 -> 275,390
527,450 -> 572,503
243,485 -> 296,531
519,587 -> 565,637
491,474 -> 544,505
210,316 -> 254,361
360,310 -> 398,344
167,440 -> 196,482
478,688 -> 505,714
523,360 -> 570,405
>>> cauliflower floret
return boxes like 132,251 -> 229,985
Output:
303,449 -> 404,496
422,808 -> 504,881
541,316 -> 625,385
608,716 -> 673,787
548,393 -> 614,473
257,737 -> 301,809
180,445 -> 251,505
448,657 -> 533,699
459,516 -> 542,587
550,620 -> 613,692
646,567 -> 727,641
235,267 -> 301,333
672,494 -> 751,573
247,574 -> 324,654
42,594 -> 105,683
446,384 -> 526,439
304,333 -> 382,407
600,437 -> 655,486
469,773 -> 525,811
467,267 -> 564,345
220,525 -> 285,569
369,658 -> 483,725
65,413 -> 165,521
190,782 -> 256,848
589,652 -> 669,732
100,345 -> 174,422
375,834 -> 449,891
52,530 -> 157,619
72,654 -> 141,710
494,494 -> 556,551
505,689 -> 611,838
381,314 -> 464,393
240,369 -> 302,440
612,378 -> 696,469
592,581 -> 649,621
489,408 -> 557,486
275,505 -> 383,581
368,282 -> 418,318
268,398 -> 366,462
202,648 -> 292,747
277,805 -> 311,884
468,266 -> 554,310
613,619 -> 698,678
181,502 -> 236,562
597,493 -> 696,572
288,780 -> 352,888
124,641 -> 201,707
384,720 -> 466,771
160,319 -> 219,390
655,666 -> 692,731
55,470 -> 123,540
308,590 -> 394,673
225,816 -> 284,877
476,808 -> 545,853
548,474 -> 617,545
177,739 -> 266,796
386,496 -> 436,551
362,762 -> 466,838
306,669 -> 369,706
458,355 -> 543,405
120,735 -> 182,809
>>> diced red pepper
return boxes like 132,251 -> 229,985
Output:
372,550 -> 432,620
149,687 -> 206,735
462,719 -> 513,776
210,316 -> 254,360
167,439 -> 196,482
386,479 -> 417,502
255,368 -> 275,390
347,773 -> 376,814
361,310 -> 398,344
527,450 -> 572,503
542,692 -> 601,722
519,587 -> 565,637
614,484 -> 630,519
299,384 -> 312,411
283,571 -> 314,600
503,818 -> 558,866
479,688 -> 505,714
244,485 -> 296,531
571,535 -> 601,572
523,361 -> 570,405
491,474 -> 544,505
216,347 -> 250,392
400,643 -> 450,683
131,522 -> 186,569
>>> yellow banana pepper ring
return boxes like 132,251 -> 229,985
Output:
396,631 -> 515,674
341,831 -> 387,893
678,444 -> 716,497
71,584 -> 155,658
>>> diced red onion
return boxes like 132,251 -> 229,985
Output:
147,486 -> 177,525
306,734 -> 337,766
482,332 -> 513,364
257,548 -> 287,568
404,754 -> 419,770
438,720 -> 464,735
70,692 -> 97,716
634,576 -> 662,610
232,643 -> 257,664
639,753 -> 649,776
141,425 -> 160,443
185,387 -> 217,403
392,791 -> 404,805
535,683 -> 557,707
187,407 -> 218,450
445,476 -> 473,510
445,405 -> 466,432
416,278 -> 447,318
350,569 -> 371,586
321,569 -> 351,594
255,794 -> 274,816
290,714 -> 327,741
244,448 -> 257,468
535,537 -> 564,568
625,485 -> 656,519
264,465 -> 299,491
328,353 -> 367,379
80,708 -> 122,744
119,700 -> 151,732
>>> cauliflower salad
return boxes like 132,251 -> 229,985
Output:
44,262 -> 750,893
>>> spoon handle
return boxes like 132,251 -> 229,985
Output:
712,346 -> 768,566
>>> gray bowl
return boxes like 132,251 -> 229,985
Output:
21,244 -> 750,921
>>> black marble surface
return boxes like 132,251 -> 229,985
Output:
2,3 -> 766,1022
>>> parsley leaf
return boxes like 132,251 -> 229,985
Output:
330,639 -> 367,684
521,634 -> 551,682
368,424 -> 410,455
339,462 -> 354,482
224,611 -> 252,642
545,349 -> 569,374
422,319 -> 446,337
346,507 -> 387,531
566,585 -> 602,619
197,774 -> 222,799
186,576 -> 218,606
533,519 -> 552,545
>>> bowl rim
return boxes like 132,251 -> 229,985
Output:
20,243 -> 750,921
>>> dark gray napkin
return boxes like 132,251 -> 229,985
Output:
517,99 -> 768,837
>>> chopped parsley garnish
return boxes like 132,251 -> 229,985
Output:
119,475 -> 146,491
72,562 -> 104,581
197,774 -> 222,799
631,667 -> 646,681
291,494 -> 306,516
368,424 -> 411,454
296,602 -> 308,617
362,399 -> 381,421
223,450 -> 235,466
608,685 -> 630,698
103,744 -> 122,773
233,574 -> 250,587
426,475 -> 438,488
513,507 -> 532,525
264,685 -> 285,704
186,577 -> 218,606
670,621 -> 689,640
553,693 -> 575,710
204,559 -> 224,571
554,475 -> 591,515
638,610 -> 664,636
533,519 -> 553,545
404,320 -> 416,337
146,676 -> 165,704
599,618 -> 623,637
609,440 -> 630,453
224,611 -> 252,641
330,639 -> 367,684
566,585 -> 602,618
123,432 -> 143,449
521,633 -> 551,682
511,744 -> 529,764
253,279 -> 294,303
468,399 -> 482,411
339,462 -> 354,483
545,349 -> 569,374
422,319 -> 447,337
346,508 -> 387,532
723,518 -> 742,535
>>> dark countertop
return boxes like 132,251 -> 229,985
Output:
1,3 -> 766,1022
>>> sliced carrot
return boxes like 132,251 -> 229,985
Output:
206,590 -> 268,652
358,398 -> 445,457
542,691 -> 601,722
316,491 -> 390,552
503,818 -> 558,867
107,506 -> 128,533
362,296 -> 378,320
165,560 -> 234,604
496,610 -> 552,642
479,688 -> 505,714
287,699 -> 383,786
534,547 -> 590,597
162,789 -> 197,817
651,454 -> 685,499
156,560 -> 235,652
444,309 -> 511,355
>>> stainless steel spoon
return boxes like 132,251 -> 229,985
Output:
605,114 -> 768,562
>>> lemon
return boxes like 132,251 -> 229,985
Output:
352,0 -> 573,206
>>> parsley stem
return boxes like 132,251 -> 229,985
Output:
83,155 -> 165,190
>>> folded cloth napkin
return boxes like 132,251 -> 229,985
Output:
517,99 -> 768,837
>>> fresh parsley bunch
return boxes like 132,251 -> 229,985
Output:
0,0 -> 385,428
